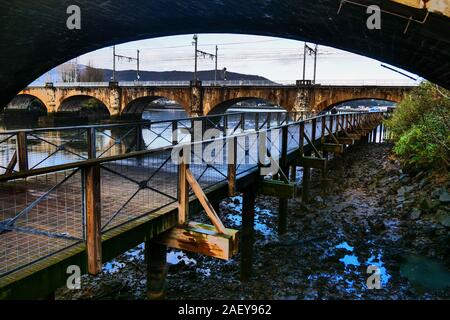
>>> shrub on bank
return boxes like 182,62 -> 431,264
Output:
386,82 -> 450,170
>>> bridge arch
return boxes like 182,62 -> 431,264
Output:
5,94 -> 48,115
208,97 -> 285,115
2,1 -> 449,109
313,88 -> 407,113
122,96 -> 188,118
319,98 -> 399,113
58,95 -> 110,118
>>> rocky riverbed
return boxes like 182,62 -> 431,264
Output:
57,143 -> 450,300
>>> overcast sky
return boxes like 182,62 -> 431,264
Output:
64,34 -> 419,84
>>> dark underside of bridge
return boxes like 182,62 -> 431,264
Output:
1,0 -> 449,107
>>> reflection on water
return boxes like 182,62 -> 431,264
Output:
400,255 -> 450,290
223,196 -> 276,238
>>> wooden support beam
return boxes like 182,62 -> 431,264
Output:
321,143 -> 344,154
257,179 -> 296,199
290,165 -> 297,182
338,137 -> 354,145
227,137 -> 237,197
241,187 -> 255,281
16,132 -> 28,172
297,156 -> 327,171
178,162 -> 189,225
5,151 -> 17,174
185,168 -> 227,234
83,164 -> 102,275
145,241 -> 168,300
156,222 -> 239,260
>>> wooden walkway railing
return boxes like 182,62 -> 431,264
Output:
0,111 -> 386,299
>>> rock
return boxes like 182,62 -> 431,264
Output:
314,196 -> 324,204
409,209 -> 422,220
436,210 -> 450,227
431,188 -> 443,198
439,191 -> 450,204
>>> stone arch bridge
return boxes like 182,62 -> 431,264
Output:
12,82 -> 413,117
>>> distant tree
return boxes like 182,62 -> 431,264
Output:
79,62 -> 104,82
59,61 -> 79,82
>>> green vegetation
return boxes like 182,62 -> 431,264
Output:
386,82 -> 450,169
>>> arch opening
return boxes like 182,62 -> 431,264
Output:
123,96 -> 188,121
321,99 -> 397,114
58,95 -> 110,120
4,94 -> 48,116
209,98 -> 286,116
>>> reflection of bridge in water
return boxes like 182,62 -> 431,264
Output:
0,110 -> 387,299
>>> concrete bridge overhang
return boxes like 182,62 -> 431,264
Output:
1,0 -> 449,109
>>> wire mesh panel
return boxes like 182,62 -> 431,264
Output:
188,140 -> 228,192
0,169 -> 84,277
0,133 -> 18,174
304,120 -> 313,145
96,125 -> 139,159
316,119 -> 323,141
142,122 -> 173,149
287,124 -> 301,152
257,112 -> 270,130
236,133 -> 259,175
176,119 -> 192,144
226,113 -> 244,135
27,129 -> 88,169
100,150 -> 178,232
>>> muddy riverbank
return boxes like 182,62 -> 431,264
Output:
57,143 -> 450,300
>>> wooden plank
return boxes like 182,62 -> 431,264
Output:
338,137 -> 355,145
178,162 -> 189,225
185,168 -> 227,234
257,179 -> 296,199
155,222 -> 239,260
322,143 -> 344,154
297,156 -> 327,171
5,151 -> 17,174
227,137 -> 237,196
84,164 -> 102,275
16,132 -> 28,172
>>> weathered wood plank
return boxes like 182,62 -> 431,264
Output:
321,143 -> 344,154
297,156 -> 327,171
185,168 -> 227,234
257,179 -> 296,199
84,164 -> 102,275
155,222 -> 239,260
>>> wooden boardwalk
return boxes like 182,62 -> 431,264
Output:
0,112 -> 385,299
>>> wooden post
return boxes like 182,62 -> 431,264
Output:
178,160 -> 189,225
311,118 -> 317,143
145,240 -> 168,300
228,136 -> 237,197
172,121 -> 178,145
87,128 -> 96,159
16,131 -> 28,172
223,114 -> 229,136
241,113 -> 245,131
241,186 -> 255,282
290,165 -> 297,182
321,116 -> 326,143
84,164 -> 102,275
278,126 -> 289,235
267,113 -> 272,129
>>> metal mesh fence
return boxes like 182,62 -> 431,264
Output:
0,134 -> 18,174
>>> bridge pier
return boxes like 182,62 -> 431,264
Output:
145,241 -> 168,300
